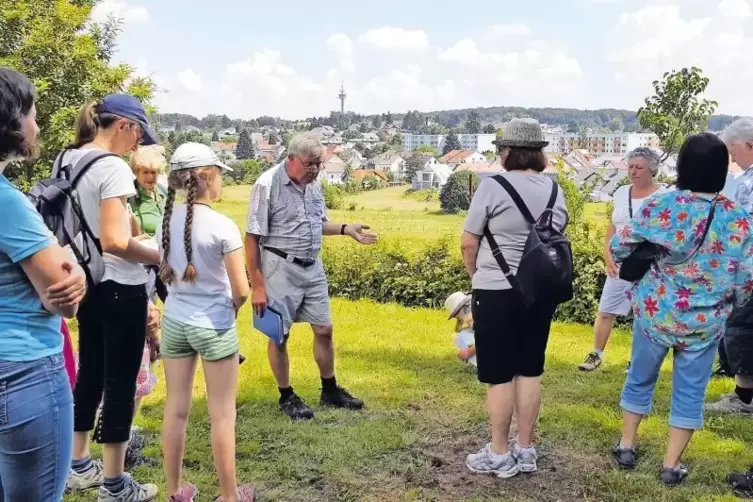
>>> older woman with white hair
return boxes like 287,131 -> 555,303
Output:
579,147 -> 668,372
129,145 -> 168,238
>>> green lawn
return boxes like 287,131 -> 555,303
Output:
65,299 -> 750,502
64,186 -> 750,501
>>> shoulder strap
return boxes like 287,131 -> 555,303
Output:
671,196 -> 718,266
51,150 -> 68,178
69,151 -> 119,187
490,175 -> 535,225
483,227 -> 521,285
546,180 -> 558,210
628,186 -> 633,218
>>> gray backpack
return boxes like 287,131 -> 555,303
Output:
27,150 -> 117,287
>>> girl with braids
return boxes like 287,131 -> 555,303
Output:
156,143 -> 253,502
64,95 -> 161,502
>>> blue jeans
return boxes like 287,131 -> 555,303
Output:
0,354 -> 73,501
620,322 -> 718,430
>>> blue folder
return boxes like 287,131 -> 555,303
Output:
253,306 -> 285,345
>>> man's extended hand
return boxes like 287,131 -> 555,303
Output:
345,224 -> 378,245
46,261 -> 87,310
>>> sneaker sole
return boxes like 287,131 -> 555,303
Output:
518,463 -> 538,473
319,401 -> 364,410
465,461 -> 519,478
578,365 -> 598,372
67,480 -> 103,491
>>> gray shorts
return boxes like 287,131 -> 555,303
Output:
598,276 -> 632,316
263,250 -> 331,335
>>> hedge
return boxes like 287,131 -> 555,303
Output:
322,227 -> 609,325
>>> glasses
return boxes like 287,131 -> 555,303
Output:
296,155 -> 322,172
127,122 -> 145,145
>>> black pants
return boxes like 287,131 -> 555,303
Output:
472,288 -> 557,385
73,281 -> 147,444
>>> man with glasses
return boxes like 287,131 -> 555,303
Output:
245,133 -> 378,420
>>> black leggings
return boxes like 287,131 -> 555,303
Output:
73,280 -> 147,444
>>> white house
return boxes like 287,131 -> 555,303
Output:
322,154 -> 347,185
440,150 -> 487,167
403,134 -> 496,154
368,151 -> 404,177
412,163 -> 452,190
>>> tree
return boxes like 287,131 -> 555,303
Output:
443,131 -> 461,155
465,110 -> 481,134
361,174 -> 385,191
403,153 -> 426,183
385,111 -> 394,125
373,115 -> 383,129
212,131 -> 220,142
353,142 -> 367,155
391,133 -> 404,149
342,165 -> 355,184
417,145 -> 440,157
342,129 -> 361,140
482,124 -> 496,134
236,130 -> 255,159
358,122 -> 369,133
0,1 -> 155,189
268,132 -> 279,145
638,67 -> 718,162
440,170 -> 480,213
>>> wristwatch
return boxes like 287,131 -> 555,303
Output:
341,224 -> 347,235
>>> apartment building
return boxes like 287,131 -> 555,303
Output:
403,133 -> 496,153
544,133 -> 659,155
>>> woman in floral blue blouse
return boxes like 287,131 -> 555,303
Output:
609,133 -> 753,486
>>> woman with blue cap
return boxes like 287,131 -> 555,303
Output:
63,95 -> 162,502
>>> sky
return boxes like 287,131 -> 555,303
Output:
93,0 -> 753,120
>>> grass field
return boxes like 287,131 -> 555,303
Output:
64,186 -> 751,501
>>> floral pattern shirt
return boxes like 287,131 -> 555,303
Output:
610,190 -> 753,351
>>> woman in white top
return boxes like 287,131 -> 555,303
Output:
64,95 -> 161,502
579,147 -> 666,372
156,143 -> 253,502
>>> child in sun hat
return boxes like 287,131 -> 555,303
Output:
445,291 -> 477,367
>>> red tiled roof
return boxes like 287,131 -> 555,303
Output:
457,162 -> 496,173
353,169 -> 389,182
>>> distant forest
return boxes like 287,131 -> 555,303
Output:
154,107 -> 739,135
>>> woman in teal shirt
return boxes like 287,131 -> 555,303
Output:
0,68 -> 87,501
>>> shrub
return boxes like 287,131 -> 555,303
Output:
322,232 -> 607,324
440,171 -> 480,213
361,174 -> 386,191
322,181 -> 344,210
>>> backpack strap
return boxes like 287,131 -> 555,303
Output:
483,226 -> 523,294
51,150 -> 69,179
69,151 -> 119,187
490,175 -> 535,225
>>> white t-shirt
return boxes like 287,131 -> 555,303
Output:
454,329 -> 477,367
62,148 -> 148,285
611,184 -> 670,232
157,204 -> 243,330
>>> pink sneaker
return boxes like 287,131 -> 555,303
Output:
214,484 -> 255,502
169,483 -> 198,502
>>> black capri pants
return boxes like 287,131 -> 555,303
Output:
472,288 -> 557,385
73,280 -> 148,443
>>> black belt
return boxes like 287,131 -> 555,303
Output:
264,247 -> 315,268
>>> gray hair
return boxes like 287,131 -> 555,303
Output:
722,117 -> 753,145
287,133 -> 324,160
626,147 -> 660,174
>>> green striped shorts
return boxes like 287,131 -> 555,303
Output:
161,316 -> 239,362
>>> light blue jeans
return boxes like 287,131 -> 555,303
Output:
620,322 -> 718,430
0,353 -> 73,501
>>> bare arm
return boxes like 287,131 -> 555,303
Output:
603,222 -> 618,277
322,222 -> 379,244
100,197 -> 159,265
245,233 -> 267,316
224,248 -> 250,313
460,231 -> 481,279
21,244 -> 85,318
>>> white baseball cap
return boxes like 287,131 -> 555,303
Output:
170,142 -> 233,172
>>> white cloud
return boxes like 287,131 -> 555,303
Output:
177,69 -> 202,91
326,33 -> 356,74
356,27 -> 429,50
91,0 -> 149,24
603,0 -> 753,114
482,24 -> 532,41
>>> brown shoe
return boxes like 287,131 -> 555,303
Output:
214,484 -> 255,502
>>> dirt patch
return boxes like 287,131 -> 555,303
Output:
409,435 -> 610,502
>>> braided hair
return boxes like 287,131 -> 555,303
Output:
158,186 -> 177,285
182,170 -> 198,283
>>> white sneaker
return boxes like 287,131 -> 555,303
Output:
67,459 -> 104,491
465,443 -> 519,478
513,442 -> 538,473
97,474 -> 158,502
